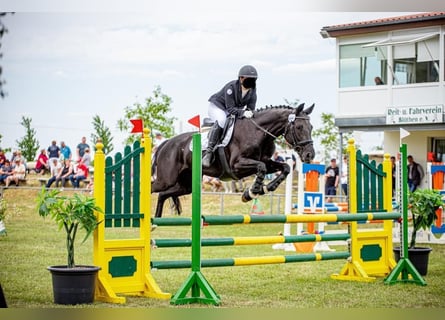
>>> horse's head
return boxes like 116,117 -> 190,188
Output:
283,103 -> 315,163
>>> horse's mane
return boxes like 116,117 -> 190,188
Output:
255,105 -> 294,113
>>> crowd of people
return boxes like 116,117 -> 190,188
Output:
0,136 -> 93,191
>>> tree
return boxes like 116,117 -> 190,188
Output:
312,112 -> 352,164
117,86 -> 176,146
16,116 -> 40,161
90,115 -> 114,155
0,13 -> 13,99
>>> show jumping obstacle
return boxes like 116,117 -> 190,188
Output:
92,129 -> 425,305
93,130 -> 170,304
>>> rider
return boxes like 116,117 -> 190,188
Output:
202,65 -> 258,167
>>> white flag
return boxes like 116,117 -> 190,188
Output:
400,128 -> 410,139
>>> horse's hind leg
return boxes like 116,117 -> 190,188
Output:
169,196 -> 182,215
154,184 -> 191,218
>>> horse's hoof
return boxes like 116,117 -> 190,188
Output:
241,189 -> 252,202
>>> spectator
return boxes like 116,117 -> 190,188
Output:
153,132 -> 167,153
86,176 -> 94,195
70,162 -> 89,188
407,155 -> 424,192
76,136 -> 90,162
0,149 -> 6,163
5,158 -> 26,187
47,140 -> 60,170
272,151 -> 285,163
0,160 -> 13,185
202,175 -> 224,192
324,158 -> 339,203
60,141 -> 72,161
45,159 -> 63,188
374,76 -> 384,85
267,151 -> 285,179
58,159 -> 74,189
14,150 -> 27,173
390,156 -> 396,197
80,148 -> 92,167
35,149 -> 49,175
340,156 -> 348,196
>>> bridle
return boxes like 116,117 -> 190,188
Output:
248,114 -> 313,151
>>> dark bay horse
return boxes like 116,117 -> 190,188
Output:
152,103 -> 315,217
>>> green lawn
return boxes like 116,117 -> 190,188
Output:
0,188 -> 444,308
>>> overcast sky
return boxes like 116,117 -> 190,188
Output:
0,2 -> 439,160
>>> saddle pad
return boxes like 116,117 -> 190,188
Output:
189,120 -> 235,151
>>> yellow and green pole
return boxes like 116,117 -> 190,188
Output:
170,133 -> 221,305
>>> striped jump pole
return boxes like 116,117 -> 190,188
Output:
152,251 -> 350,270
170,131 -> 221,306
153,233 -> 351,248
153,212 -> 400,227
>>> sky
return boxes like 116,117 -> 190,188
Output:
0,1 -> 440,161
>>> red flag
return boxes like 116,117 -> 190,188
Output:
187,115 -> 201,130
130,119 -> 143,133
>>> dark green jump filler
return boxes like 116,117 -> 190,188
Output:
170,133 -> 221,305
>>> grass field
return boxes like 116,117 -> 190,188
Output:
0,187 -> 444,308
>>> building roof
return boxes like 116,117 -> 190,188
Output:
320,12 -> 445,38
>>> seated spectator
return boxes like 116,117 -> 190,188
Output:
202,175 -> 224,192
0,160 -> 13,185
45,159 -> 63,188
35,149 -> 49,175
5,158 -> 26,187
57,159 -> 74,189
0,149 -> 6,164
70,162 -> 89,188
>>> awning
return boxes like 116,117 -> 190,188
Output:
362,32 -> 439,48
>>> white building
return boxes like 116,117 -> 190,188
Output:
320,12 -> 445,189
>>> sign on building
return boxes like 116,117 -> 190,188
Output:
386,105 -> 444,125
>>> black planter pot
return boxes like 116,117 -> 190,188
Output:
393,247 -> 432,276
47,265 -> 101,305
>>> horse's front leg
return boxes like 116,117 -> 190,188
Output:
235,162 -> 267,203
264,160 -> 291,193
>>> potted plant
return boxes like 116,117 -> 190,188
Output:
394,188 -> 444,275
36,187 -> 103,304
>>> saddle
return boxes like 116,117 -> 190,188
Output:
199,115 -> 239,180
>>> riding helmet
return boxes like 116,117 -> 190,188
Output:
238,65 -> 258,78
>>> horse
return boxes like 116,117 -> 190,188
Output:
151,103 -> 315,218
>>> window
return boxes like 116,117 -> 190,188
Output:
392,37 -> 439,84
339,43 -> 387,88
364,33 -> 440,85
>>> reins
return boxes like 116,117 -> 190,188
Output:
248,115 -> 313,150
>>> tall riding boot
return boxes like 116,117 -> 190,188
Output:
202,123 -> 223,167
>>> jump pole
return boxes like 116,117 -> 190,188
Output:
170,131 -> 221,305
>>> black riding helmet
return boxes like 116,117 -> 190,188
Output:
238,65 -> 258,78
238,65 -> 258,89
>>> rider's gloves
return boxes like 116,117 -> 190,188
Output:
243,110 -> 254,118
